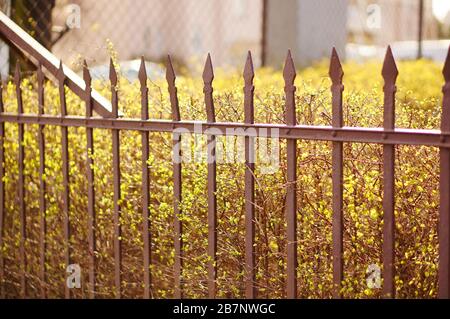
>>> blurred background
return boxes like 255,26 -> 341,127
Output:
1,0 -> 450,79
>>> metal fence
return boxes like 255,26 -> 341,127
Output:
1,8 -> 450,299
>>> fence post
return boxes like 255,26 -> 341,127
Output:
58,61 -> 71,299
110,59 -> 122,299
283,50 -> 297,299
14,64 -> 27,298
329,48 -> 344,299
243,51 -> 256,298
37,63 -> 47,299
381,46 -> 398,299
439,47 -> 450,299
139,57 -> 152,299
203,53 -> 217,298
0,75 -> 4,298
167,55 -> 183,299
83,60 -> 96,299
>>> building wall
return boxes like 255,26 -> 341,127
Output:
51,0 -> 263,70
347,0 -> 438,46
265,0 -> 348,68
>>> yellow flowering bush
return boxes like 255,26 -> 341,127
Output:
0,58 -> 444,298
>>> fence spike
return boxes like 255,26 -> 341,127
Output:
382,46 -> 398,88
110,59 -> 119,118
329,47 -> 343,85
139,56 -> 147,88
166,55 -> 180,121
83,60 -> 92,90
203,53 -> 215,122
37,63 -> 45,116
14,64 -> 23,114
283,50 -> 296,88
244,51 -> 254,124
83,60 -> 93,118
37,62 -> 45,87
243,51 -> 255,85
57,61 -> 66,84
283,50 -> 296,126
14,63 -> 20,85
203,53 -> 214,85
139,56 -> 148,121
109,58 -> 118,87
166,55 -> 176,85
439,45 -> 450,298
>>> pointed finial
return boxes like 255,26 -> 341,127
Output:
166,55 -> 176,85
14,63 -> 21,84
37,62 -> 44,85
166,55 -> 180,121
283,50 -> 296,85
109,58 -> 118,86
243,51 -> 254,85
329,47 -> 343,85
138,56 -> 147,87
443,46 -> 450,83
57,60 -> 65,83
382,46 -> 398,85
202,53 -> 214,84
83,60 -> 91,89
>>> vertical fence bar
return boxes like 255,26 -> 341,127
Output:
167,55 -> 183,298
203,53 -> 217,298
58,62 -> 71,299
381,46 -> 398,299
110,59 -> 122,299
15,65 -> 27,298
283,50 -> 297,299
439,47 -> 450,298
329,48 -> 344,299
0,75 -> 4,298
83,61 -> 96,299
37,63 -> 47,298
139,58 -> 151,299
243,51 -> 256,298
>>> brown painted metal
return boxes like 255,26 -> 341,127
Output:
167,55 -> 183,299
439,46 -> 450,298
110,59 -> 122,299
37,63 -> 47,299
139,58 -> 151,299
329,48 -> 344,299
243,51 -> 256,299
0,112 -> 449,150
283,50 -> 297,299
203,53 -> 217,298
2,29 -> 450,300
0,75 -> 4,298
15,65 -> 27,298
83,61 -> 96,299
382,46 -> 398,299
58,62 -> 71,299
0,11 -> 114,117
2,113 -> 450,146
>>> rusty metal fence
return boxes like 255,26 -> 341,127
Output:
1,10 -> 450,299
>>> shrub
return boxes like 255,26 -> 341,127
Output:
0,59 -> 444,298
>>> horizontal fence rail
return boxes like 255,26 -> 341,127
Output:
0,20 -> 450,298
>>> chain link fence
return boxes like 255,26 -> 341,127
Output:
1,0 -> 450,78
